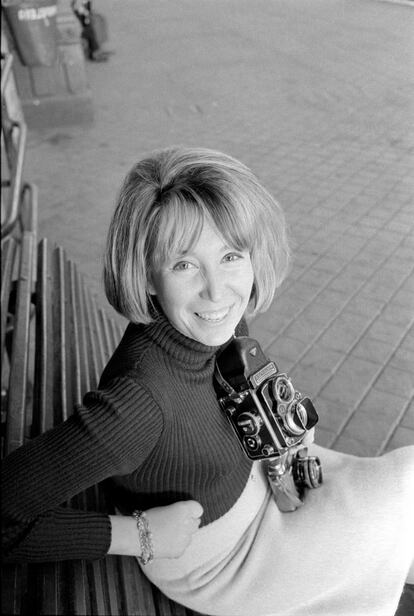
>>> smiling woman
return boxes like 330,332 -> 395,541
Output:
104,147 -> 290,326
2,146 -> 413,616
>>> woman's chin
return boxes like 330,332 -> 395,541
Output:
190,318 -> 237,346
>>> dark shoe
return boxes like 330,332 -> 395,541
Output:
90,50 -> 111,62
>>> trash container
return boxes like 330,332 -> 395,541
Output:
2,0 -> 58,67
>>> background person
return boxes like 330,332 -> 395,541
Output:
71,0 -> 113,62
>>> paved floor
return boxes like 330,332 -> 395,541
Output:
25,0 -> 414,456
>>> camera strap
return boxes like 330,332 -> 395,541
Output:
214,362 -> 236,396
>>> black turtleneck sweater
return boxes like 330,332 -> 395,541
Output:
2,313 -> 252,562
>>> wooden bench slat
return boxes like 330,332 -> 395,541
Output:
88,292 -> 109,378
35,241 -> 72,430
104,556 -> 124,616
82,281 -> 103,387
74,264 -> 93,394
5,231 -> 35,455
68,561 -> 90,616
33,238 -> 54,435
152,586 -> 190,616
0,237 -> 16,363
53,245 -> 73,423
86,561 -> 108,616
67,258 -> 83,407
117,556 -> 157,616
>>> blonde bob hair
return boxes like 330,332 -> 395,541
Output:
104,146 -> 290,324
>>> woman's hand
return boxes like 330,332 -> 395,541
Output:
146,500 -> 203,559
108,500 -> 203,560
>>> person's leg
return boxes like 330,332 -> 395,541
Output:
143,449 -> 414,616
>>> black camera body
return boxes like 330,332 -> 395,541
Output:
215,336 -> 319,460
215,336 -> 322,511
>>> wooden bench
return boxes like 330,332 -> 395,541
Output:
1,232 -> 203,616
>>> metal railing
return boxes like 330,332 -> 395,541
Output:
1,51 -> 36,240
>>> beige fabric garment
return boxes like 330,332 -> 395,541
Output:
142,445 -> 414,616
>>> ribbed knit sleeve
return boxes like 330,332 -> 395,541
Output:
2,377 -> 163,563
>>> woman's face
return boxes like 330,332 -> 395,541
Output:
149,219 -> 254,346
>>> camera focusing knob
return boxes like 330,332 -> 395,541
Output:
236,412 -> 261,435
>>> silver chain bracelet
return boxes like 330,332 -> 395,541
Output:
132,510 -> 154,565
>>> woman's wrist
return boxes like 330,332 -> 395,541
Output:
108,514 -> 144,557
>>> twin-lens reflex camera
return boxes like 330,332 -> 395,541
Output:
215,336 -> 323,512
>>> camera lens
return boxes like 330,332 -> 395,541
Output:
284,401 -> 307,436
272,375 -> 295,404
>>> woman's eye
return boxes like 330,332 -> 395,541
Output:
223,252 -> 243,262
172,261 -> 195,271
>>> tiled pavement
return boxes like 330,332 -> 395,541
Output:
24,0 -> 414,456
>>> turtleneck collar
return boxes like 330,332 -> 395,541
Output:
145,309 -> 227,371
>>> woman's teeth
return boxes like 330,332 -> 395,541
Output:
195,309 -> 229,322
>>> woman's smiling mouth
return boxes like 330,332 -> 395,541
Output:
195,308 -> 231,323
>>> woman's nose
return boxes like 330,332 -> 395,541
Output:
199,268 -> 225,302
